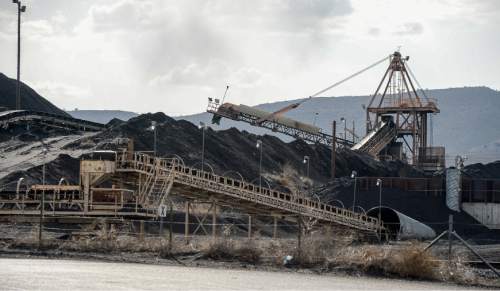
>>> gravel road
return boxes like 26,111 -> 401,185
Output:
0,258 -> 481,290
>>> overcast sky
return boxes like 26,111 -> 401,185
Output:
0,0 -> 499,115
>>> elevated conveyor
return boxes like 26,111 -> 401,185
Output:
0,152 -> 381,233
351,119 -> 397,157
0,110 -> 105,132
207,101 -> 353,147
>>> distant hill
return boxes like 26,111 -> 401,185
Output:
67,110 -> 138,124
178,87 -> 500,165
0,73 -> 69,117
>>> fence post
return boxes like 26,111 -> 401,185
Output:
184,201 -> 190,244
273,216 -> 278,239
169,202 -> 173,251
139,220 -> 145,241
448,214 -> 453,264
212,201 -> 217,242
248,215 -> 252,239
297,215 -> 302,258
159,216 -> 164,237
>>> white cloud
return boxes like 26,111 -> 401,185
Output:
0,0 -> 499,115
30,81 -> 91,109
394,22 -> 424,35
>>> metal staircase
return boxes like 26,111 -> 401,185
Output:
117,152 -> 382,232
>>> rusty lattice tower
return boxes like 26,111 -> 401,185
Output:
365,51 -> 442,169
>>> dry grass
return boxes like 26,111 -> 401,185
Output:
333,243 -> 440,280
2,223 -> 491,286
203,240 -> 262,264
267,162 -> 306,194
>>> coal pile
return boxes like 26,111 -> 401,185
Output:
464,161 -> 500,179
0,73 -> 69,117
68,112 -> 424,184
1,154 -> 80,190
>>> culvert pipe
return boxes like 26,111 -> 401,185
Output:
366,206 -> 436,240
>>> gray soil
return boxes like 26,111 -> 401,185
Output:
0,257 -> 484,291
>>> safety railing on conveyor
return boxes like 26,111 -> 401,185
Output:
117,152 -> 381,232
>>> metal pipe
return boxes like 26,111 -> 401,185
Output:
367,206 -> 436,240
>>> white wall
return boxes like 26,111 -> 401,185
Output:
462,203 -> 500,229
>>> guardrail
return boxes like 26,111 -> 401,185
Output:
117,152 -> 381,232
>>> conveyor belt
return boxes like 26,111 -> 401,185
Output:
207,101 -> 353,147
0,110 -> 105,132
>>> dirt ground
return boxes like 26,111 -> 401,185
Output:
0,257 -> 486,291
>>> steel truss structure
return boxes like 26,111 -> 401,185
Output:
207,101 -> 353,147
0,110 -> 105,132
0,151 -> 382,234
365,51 -> 442,168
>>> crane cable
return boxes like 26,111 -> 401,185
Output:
406,62 -> 434,146
256,54 -> 390,124
405,63 -> 430,103
220,85 -> 230,104
304,54 -> 391,103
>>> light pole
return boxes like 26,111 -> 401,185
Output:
340,117 -> 347,141
256,140 -> 262,192
376,178 -> 382,241
199,122 -> 207,172
352,120 -> 356,143
303,155 -> 310,195
38,146 -> 47,250
12,0 -> 26,110
150,121 -> 157,156
351,170 -> 357,211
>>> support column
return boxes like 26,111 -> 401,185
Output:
212,200 -> 217,242
139,220 -> 145,241
82,173 -> 90,215
103,219 -> 108,240
248,215 -> 252,239
297,215 -> 302,258
184,200 -> 190,244
273,216 -> 278,239
168,202 -> 173,251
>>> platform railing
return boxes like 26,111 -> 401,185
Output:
117,152 -> 381,231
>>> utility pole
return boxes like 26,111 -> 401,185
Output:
199,122 -> 207,172
340,117 -> 347,141
13,0 -> 26,110
256,140 -> 263,192
303,155 -> 310,196
376,178 -> 382,241
352,120 -> 355,143
150,121 -> 157,156
331,121 -> 336,179
351,170 -> 357,211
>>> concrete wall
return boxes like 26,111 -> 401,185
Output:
462,203 -> 500,229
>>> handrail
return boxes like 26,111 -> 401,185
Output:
117,152 -> 381,231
